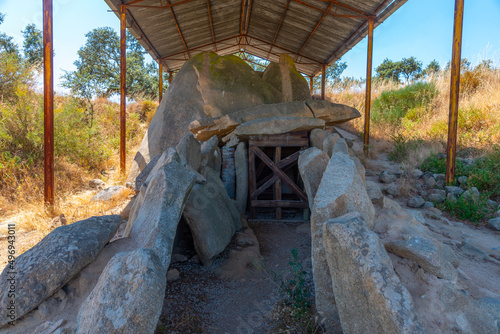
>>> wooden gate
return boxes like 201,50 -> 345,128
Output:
248,131 -> 309,220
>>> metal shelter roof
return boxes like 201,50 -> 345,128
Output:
104,0 -> 407,77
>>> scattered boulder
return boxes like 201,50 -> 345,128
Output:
489,217 -> 500,231
447,193 -> 457,202
0,215 -> 122,326
262,54 -> 311,102
379,170 -> 396,184
322,133 -> 341,157
424,177 -> 437,188
462,187 -> 480,199
365,180 -> 383,204
125,160 -> 197,269
183,167 -> 242,266
458,176 -> 468,187
332,138 -> 348,155
175,134 -> 201,171
323,212 -> 423,334
91,186 -> 125,201
385,237 -> 459,280
427,189 -> 446,203
408,196 -> 425,208
235,142 -> 248,215
76,248 -> 166,334
384,183 -> 400,197
167,269 -> 181,282
305,99 -> 361,126
412,169 -> 424,179
89,179 -> 105,190
227,116 -> 325,141
381,196 -> 403,211
298,147 -> 330,209
311,152 -> 375,330
445,185 -> 464,197
310,128 -> 330,150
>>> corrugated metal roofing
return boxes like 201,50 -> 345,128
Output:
104,0 -> 407,77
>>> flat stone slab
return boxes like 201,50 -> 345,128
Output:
0,215 -> 122,327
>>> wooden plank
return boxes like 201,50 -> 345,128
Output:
250,146 -> 308,202
275,146 -> 282,220
249,130 -> 309,147
248,143 -> 256,219
251,200 -> 309,208
255,150 -> 300,189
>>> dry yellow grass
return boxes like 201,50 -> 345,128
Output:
330,68 -> 500,166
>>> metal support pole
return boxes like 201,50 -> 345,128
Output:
43,0 -> 54,207
168,71 -> 173,84
159,62 -> 163,102
321,64 -> 326,100
446,0 -> 464,185
309,76 -> 313,95
120,6 -> 127,174
363,17 -> 374,154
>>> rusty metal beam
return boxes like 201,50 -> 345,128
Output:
120,6 -> 127,174
321,64 -> 326,99
309,0 -> 369,16
294,1 -> 334,62
165,0 -> 190,57
446,0 -> 464,185
43,0 -> 54,207
168,71 -> 173,84
244,0 -> 253,34
160,34 -> 241,61
309,76 -> 313,94
363,17 -> 374,154
249,35 -> 323,65
266,0 -> 291,59
293,0 -> 367,19
159,62 -> 163,102
239,0 -> 246,50
206,0 -> 217,52
123,0 -> 195,9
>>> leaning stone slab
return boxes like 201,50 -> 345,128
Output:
76,248 -> 166,334
183,167 -> 242,266
385,236 -> 459,280
0,215 -> 122,327
323,212 -> 423,334
176,134 -> 201,171
309,128 -> 330,150
298,147 -> 329,209
306,100 -> 361,125
134,153 -> 160,191
228,116 -> 325,141
200,135 -> 219,168
310,152 -> 375,331
322,133 -> 341,157
125,160 -> 197,269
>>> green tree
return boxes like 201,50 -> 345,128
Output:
424,59 -> 440,76
0,13 -> 19,55
235,51 -> 269,71
474,59 -> 494,71
62,27 -> 160,102
375,58 -> 401,82
313,60 -> 347,92
399,56 -> 423,82
22,24 -> 43,65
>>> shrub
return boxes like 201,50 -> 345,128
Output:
372,82 -> 438,126
439,192 -> 490,222
388,133 -> 422,162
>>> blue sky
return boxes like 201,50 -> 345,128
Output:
1,0 -> 499,92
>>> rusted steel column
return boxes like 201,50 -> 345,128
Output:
363,17 -> 374,154
120,6 -> 127,174
168,71 -> 173,84
159,62 -> 163,102
321,64 -> 326,100
309,76 -> 313,95
43,0 -> 54,206
446,0 -> 464,185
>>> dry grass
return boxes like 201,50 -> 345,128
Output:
330,68 -> 500,167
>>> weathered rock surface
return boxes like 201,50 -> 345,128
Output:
262,54 -> 311,102
408,196 -> 425,208
332,138 -> 349,155
91,186 -> 125,201
0,215 -> 122,326
76,248 -> 166,334
228,116 -> 325,140
235,142 -> 248,214
366,180 -> 383,204
89,179 -> 105,189
489,217 -> 500,231
176,134 -> 201,171
322,133 -> 341,157
125,160 -> 197,269
128,51 -> 283,180
311,152 -> 375,331
200,135 -> 219,168
385,237 -> 458,280
298,147 -> 329,209
323,212 -> 423,334
306,99 -> 361,125
183,167 -> 242,266
133,154 -> 160,191
190,101 -> 314,141
309,128 -> 330,150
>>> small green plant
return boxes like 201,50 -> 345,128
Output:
439,191 -> 490,222
388,133 -> 422,162
279,248 -> 311,316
